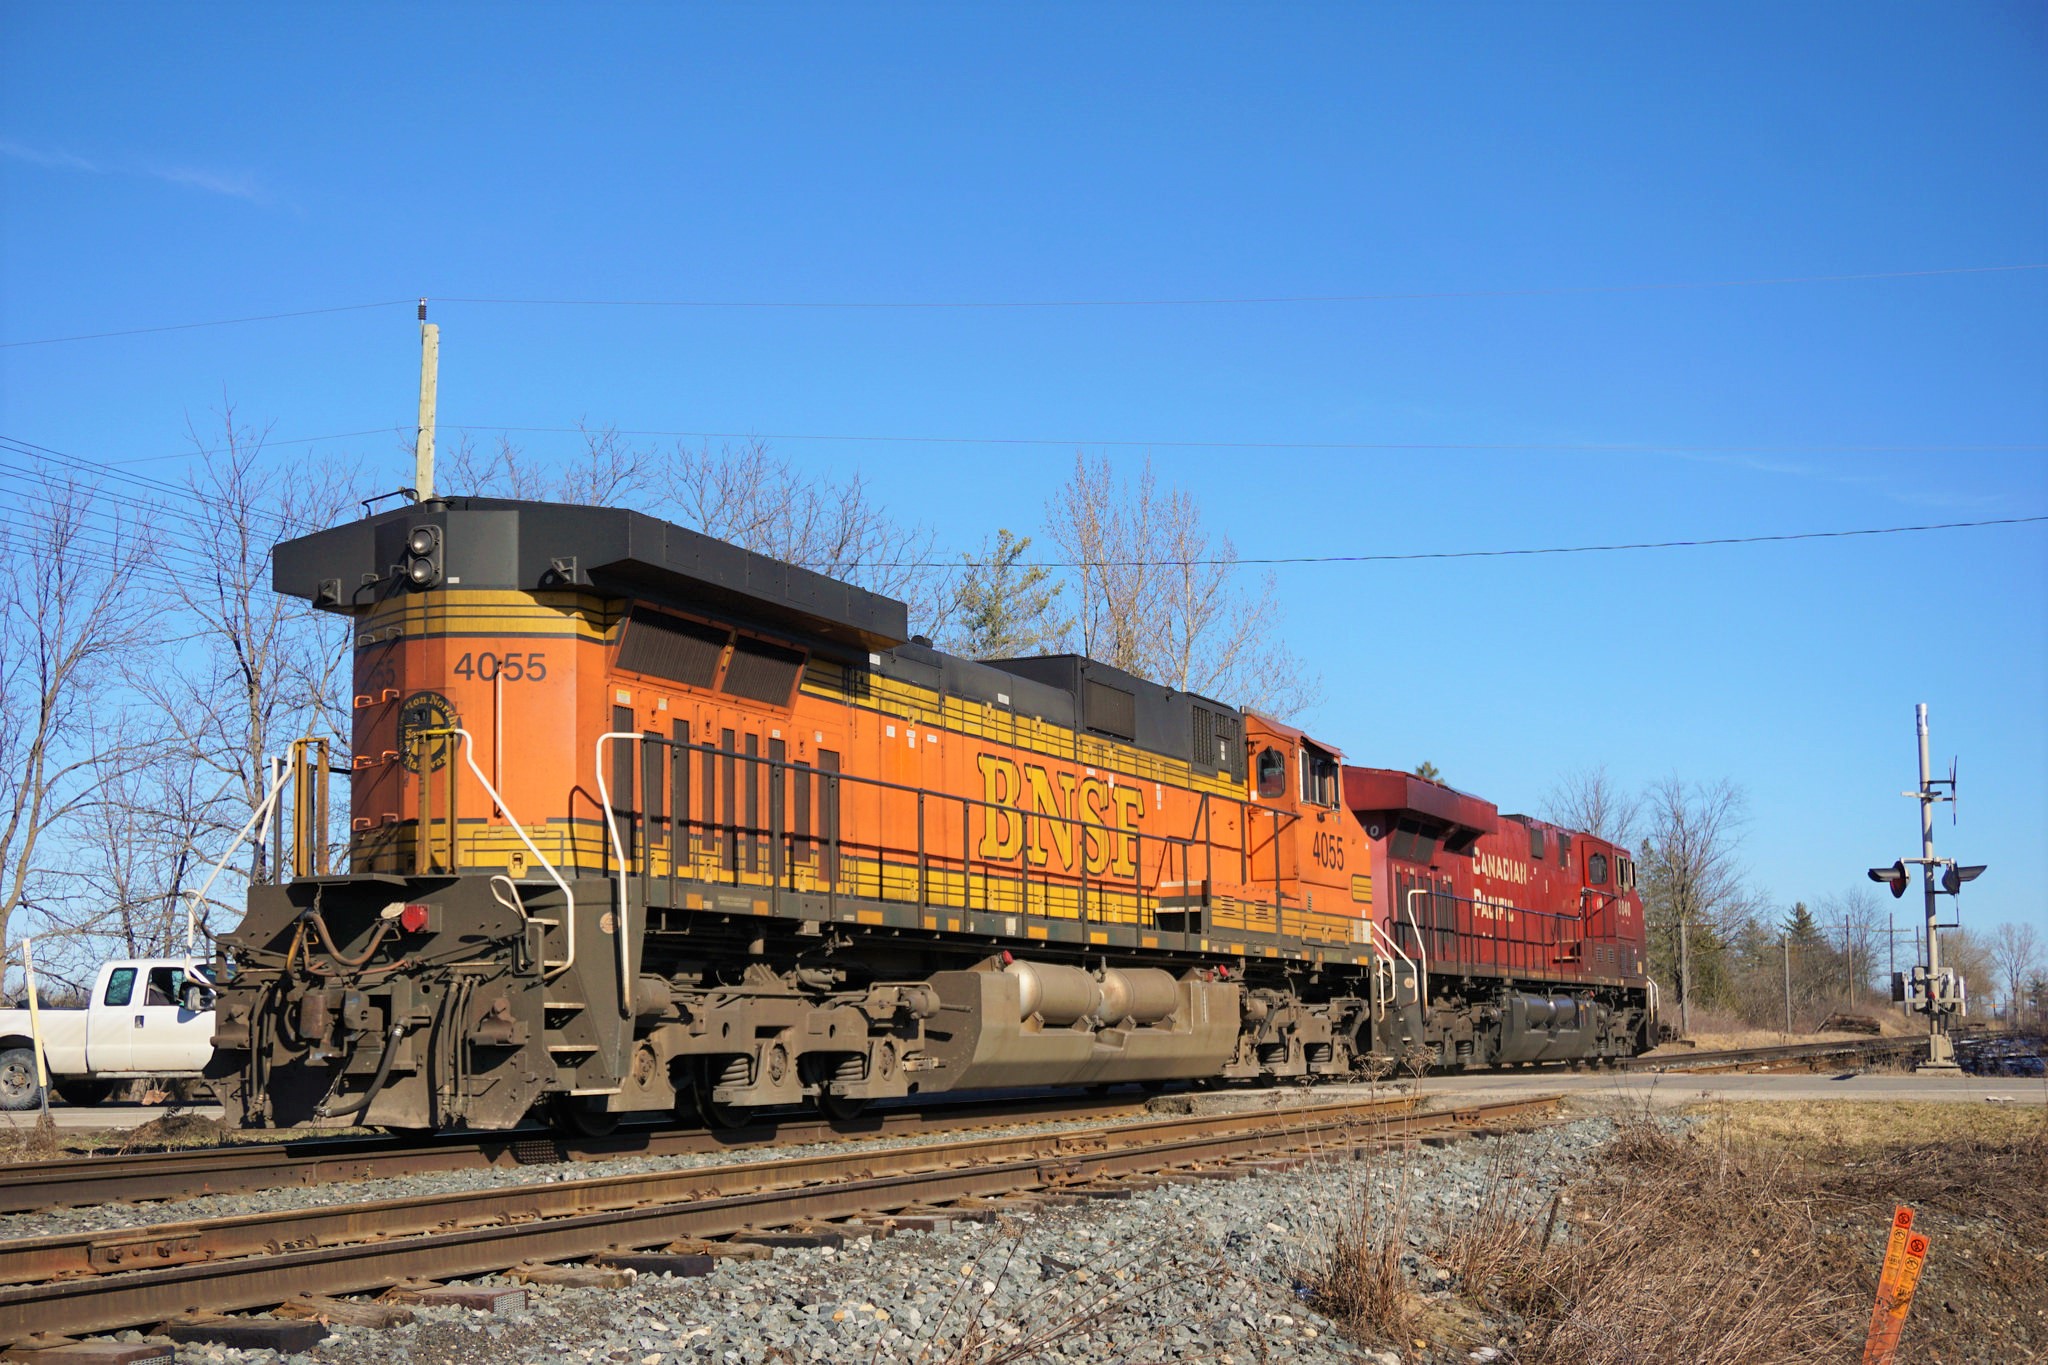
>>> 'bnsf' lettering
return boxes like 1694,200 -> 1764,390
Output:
977,755 -> 1144,875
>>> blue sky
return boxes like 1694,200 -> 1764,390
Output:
3,4 -> 2044,946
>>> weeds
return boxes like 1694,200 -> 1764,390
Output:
1302,1170 -> 1416,1341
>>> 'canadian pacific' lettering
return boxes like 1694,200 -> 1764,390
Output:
977,755 -> 1145,876
1474,851 -> 1531,885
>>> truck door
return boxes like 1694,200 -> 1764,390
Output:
87,965 -> 138,1072
130,965 -> 211,1072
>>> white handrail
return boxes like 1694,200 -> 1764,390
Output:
1361,919 -> 1417,1023
446,728 -> 577,981
1401,888 -> 1433,1017
183,759 -> 295,955
593,731 -> 640,1020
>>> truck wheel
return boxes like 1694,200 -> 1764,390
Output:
55,1080 -> 114,1107
0,1048 -> 43,1111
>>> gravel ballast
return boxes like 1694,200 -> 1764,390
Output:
112,1111 -> 1639,1365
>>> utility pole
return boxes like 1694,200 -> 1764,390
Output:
1677,901 -> 1692,1038
415,299 -> 439,502
1782,932 -> 1792,1037
1867,704 -> 1986,1073
1842,915 -> 1855,1006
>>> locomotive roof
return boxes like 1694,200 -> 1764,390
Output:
272,497 -> 910,652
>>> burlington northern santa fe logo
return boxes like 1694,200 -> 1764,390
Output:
975,754 -> 1145,875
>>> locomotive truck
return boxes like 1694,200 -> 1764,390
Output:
203,496 -> 1654,1132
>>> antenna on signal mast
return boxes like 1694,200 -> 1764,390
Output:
414,299 -> 439,503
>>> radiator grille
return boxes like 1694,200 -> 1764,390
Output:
616,608 -> 729,688
721,636 -> 806,705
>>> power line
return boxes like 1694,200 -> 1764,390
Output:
437,263 -> 2048,311
0,300 -> 414,350
447,422 -> 2048,456
861,515 -> 2048,569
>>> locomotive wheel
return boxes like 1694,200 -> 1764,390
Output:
548,1097 -> 621,1138
816,1089 -> 868,1121
697,1059 -> 751,1130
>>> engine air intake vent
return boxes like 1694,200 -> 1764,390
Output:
722,636 -> 806,705
617,608 -> 729,689
1191,704 -> 1244,782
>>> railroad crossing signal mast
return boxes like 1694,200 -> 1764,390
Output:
1867,704 -> 1985,1072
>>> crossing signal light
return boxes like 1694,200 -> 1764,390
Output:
404,524 -> 443,591
1867,860 -> 1910,898
1940,863 -> 1986,895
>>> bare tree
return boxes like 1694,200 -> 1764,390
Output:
1817,887 -> 1888,1009
1639,775 -> 1753,1036
439,423 -> 656,507
1989,922 -> 2042,1025
1542,764 -> 1641,845
0,465 -> 159,985
1043,453 -> 1319,715
660,438 -> 949,631
943,529 -> 1069,659
132,405 -> 360,915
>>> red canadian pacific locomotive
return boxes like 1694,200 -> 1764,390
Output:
204,497 -> 1654,1132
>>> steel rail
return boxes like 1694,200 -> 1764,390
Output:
0,1094 -> 1554,1344
0,1092 -> 1159,1215
1619,1035 -> 1924,1074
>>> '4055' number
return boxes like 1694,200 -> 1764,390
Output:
453,651 -> 547,682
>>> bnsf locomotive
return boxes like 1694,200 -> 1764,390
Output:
205,498 -> 1654,1132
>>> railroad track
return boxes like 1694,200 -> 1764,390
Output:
0,1034 -> 1922,1218
0,1092 -> 1558,1347
1621,1034 -> 1924,1074
0,1091 -> 1160,1215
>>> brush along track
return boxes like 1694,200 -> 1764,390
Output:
0,1092 -> 1161,1215
0,1093 -> 1559,1345
1620,1035 -> 1925,1074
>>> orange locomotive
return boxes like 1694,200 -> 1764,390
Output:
206,497 -> 1654,1131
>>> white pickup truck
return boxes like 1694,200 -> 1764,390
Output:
0,958 -> 216,1109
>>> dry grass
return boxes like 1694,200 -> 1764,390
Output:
1685,1095 -> 2048,1153
1414,1099 -> 2048,1365
1302,1171 -> 1419,1341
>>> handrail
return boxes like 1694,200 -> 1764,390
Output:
1402,888 -> 1433,1017
594,731 -> 639,1020
183,758 -> 296,955
1360,919 -> 1417,1023
606,731 -> 1214,925
442,727 -> 578,982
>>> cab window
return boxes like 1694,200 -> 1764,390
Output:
103,968 -> 136,1007
1255,747 -> 1287,799
1588,851 -> 1610,886
145,968 -> 184,1007
1299,746 -> 1341,807
1528,826 -> 1546,861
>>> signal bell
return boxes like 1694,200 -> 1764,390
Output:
1940,863 -> 1986,895
1867,859 -> 1910,898
404,524 -> 443,591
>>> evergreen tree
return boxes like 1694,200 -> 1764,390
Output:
946,529 -> 1070,660
1783,901 -> 1824,945
1414,761 -> 1442,783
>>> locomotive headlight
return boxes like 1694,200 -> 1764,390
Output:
403,524 -> 444,591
